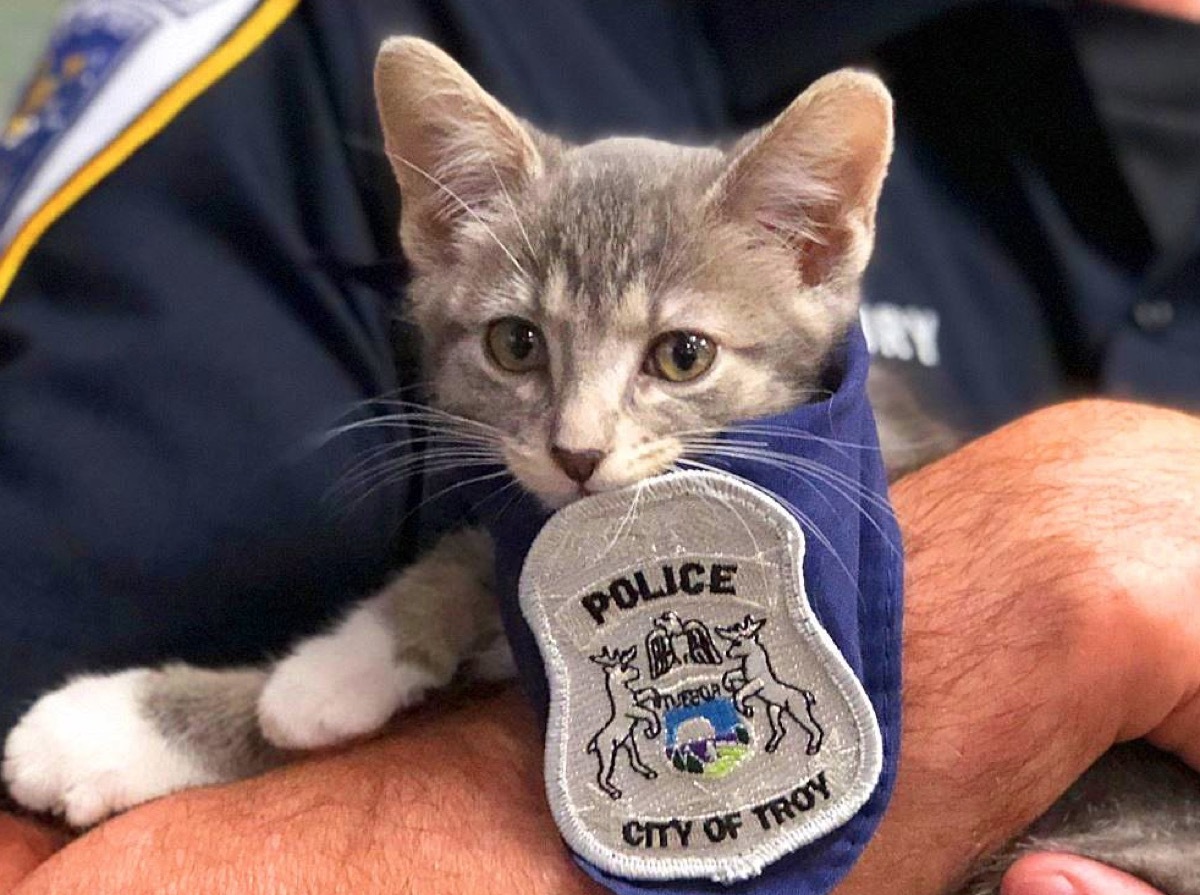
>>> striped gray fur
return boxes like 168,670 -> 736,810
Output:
963,745 -> 1200,895
138,666 -> 284,781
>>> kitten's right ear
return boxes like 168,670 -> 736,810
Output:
708,69 -> 893,292
375,37 -> 544,270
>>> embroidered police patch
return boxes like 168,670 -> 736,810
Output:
520,471 -> 883,884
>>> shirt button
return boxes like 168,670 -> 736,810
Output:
1132,299 -> 1175,333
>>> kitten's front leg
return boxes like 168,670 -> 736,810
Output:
2,653 -> 384,829
3,666 -> 278,827
2,529 -> 504,826
258,527 -> 507,750
255,591 -> 433,751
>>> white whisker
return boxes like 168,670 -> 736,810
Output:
674,457 -> 860,589
679,443 -> 900,557
402,467 -> 514,523
682,441 -> 896,521
489,156 -> 535,258
599,479 -> 645,559
327,453 -> 502,510
387,150 -> 527,275
671,459 -> 765,558
335,449 -> 502,498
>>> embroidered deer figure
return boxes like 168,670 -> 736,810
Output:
715,615 -> 824,755
586,646 -> 661,800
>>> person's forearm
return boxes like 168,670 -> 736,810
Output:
0,814 -> 62,895
12,400 -> 1200,895
1106,0 -> 1200,24
13,687 -> 604,895
845,399 -> 1200,895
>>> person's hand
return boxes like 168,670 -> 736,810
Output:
1004,854 -> 1166,895
8,399 -> 1200,895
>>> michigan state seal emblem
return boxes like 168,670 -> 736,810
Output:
520,471 -> 883,883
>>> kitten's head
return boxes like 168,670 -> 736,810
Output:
376,38 -> 892,507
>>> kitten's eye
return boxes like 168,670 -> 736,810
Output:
646,331 -> 717,383
485,317 -> 547,373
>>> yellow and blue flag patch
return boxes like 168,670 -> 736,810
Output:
0,5 -> 156,226
0,0 -> 296,299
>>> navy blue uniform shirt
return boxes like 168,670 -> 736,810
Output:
0,0 -> 1197,739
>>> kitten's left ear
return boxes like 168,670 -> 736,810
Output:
375,37 -> 545,271
709,70 -> 893,289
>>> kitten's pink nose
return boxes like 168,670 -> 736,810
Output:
551,447 -> 604,483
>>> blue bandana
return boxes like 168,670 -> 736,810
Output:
443,324 -> 901,894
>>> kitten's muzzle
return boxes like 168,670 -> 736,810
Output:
551,447 -> 604,483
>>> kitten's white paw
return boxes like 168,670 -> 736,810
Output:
258,609 -> 439,751
2,671 -> 214,827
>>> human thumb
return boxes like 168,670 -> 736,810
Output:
1002,853 -> 1164,895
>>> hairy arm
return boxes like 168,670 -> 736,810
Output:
7,688 -> 605,895
844,399 -> 1200,894
7,399 -> 1200,895
0,814 -> 60,895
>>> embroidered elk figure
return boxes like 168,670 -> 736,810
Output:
715,615 -> 824,755
586,646 -> 661,800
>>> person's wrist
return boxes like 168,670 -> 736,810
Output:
1007,400 -> 1200,749
900,399 -> 1200,746
893,401 -> 1129,755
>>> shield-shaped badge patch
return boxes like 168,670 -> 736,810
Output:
520,471 -> 883,884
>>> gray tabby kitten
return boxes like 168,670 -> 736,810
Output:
3,38 -> 1197,895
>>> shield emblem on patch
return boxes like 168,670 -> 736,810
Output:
520,471 -> 883,883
